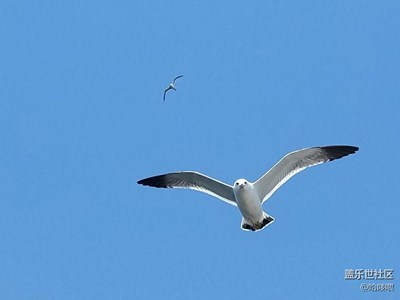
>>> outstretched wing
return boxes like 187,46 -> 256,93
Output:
163,89 -> 167,101
163,86 -> 172,101
138,171 -> 236,206
172,75 -> 184,84
254,145 -> 359,203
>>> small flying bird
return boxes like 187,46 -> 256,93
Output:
138,145 -> 359,232
163,75 -> 184,101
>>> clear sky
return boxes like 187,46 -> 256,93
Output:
1,1 -> 399,299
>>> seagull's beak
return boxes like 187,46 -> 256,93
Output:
239,183 -> 245,188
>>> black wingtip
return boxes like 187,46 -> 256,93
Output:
137,175 -> 169,188
320,145 -> 359,161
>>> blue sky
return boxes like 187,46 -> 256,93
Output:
1,1 -> 399,299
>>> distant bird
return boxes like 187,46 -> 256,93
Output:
163,75 -> 184,101
138,145 -> 359,232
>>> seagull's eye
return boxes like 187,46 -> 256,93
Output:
236,182 -> 239,185
244,181 -> 247,184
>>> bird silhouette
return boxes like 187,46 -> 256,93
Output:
163,75 -> 184,101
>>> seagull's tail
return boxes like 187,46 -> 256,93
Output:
241,213 -> 275,232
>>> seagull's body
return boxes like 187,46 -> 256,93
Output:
163,75 -> 183,101
138,145 -> 358,231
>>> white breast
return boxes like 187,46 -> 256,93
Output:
233,182 -> 264,223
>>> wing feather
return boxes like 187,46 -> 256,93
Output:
172,75 -> 184,84
254,146 -> 359,203
138,171 -> 236,206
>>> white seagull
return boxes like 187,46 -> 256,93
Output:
138,145 -> 358,232
163,75 -> 184,101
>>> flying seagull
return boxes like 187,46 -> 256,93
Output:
163,75 -> 184,101
138,145 -> 358,232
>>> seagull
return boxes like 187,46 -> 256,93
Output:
137,145 -> 358,232
163,75 -> 184,101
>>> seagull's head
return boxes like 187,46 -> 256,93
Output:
234,179 -> 248,190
